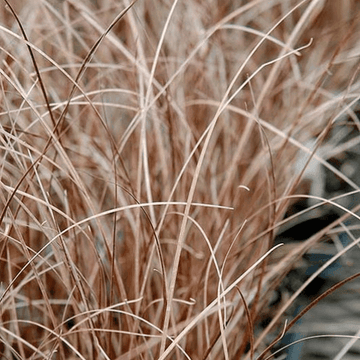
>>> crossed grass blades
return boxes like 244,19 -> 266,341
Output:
1,1 -> 360,359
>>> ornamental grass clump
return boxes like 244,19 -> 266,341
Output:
1,1 -> 360,359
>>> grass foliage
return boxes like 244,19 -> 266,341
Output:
1,0 -> 360,359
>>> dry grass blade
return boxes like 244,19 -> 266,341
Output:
258,271 -> 360,360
